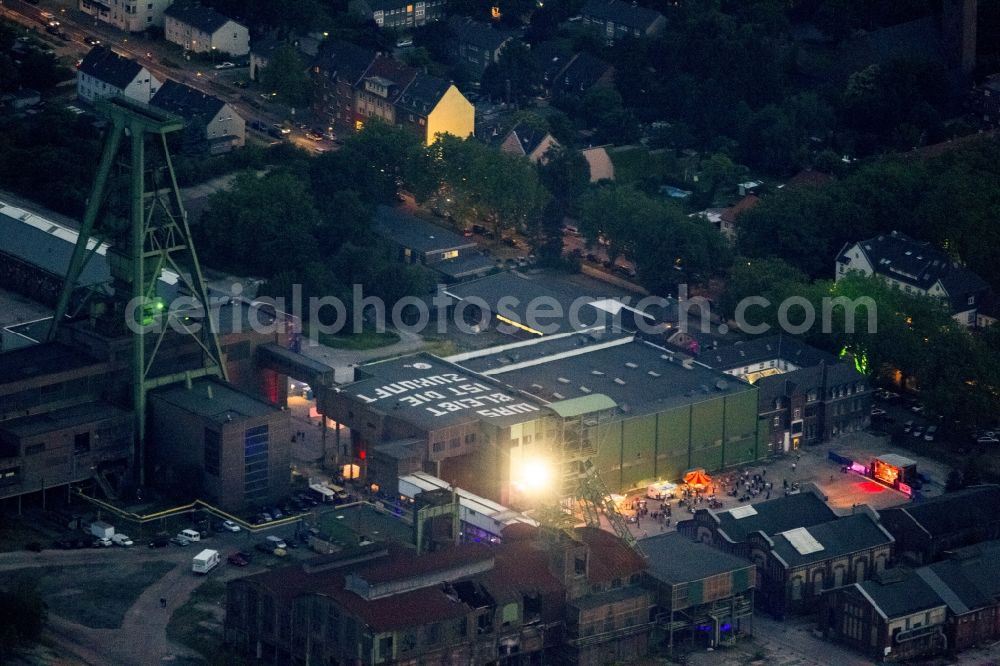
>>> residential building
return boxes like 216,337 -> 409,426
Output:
395,71 -> 474,145
77,46 -> 160,104
642,532 -> 757,650
580,146 -> 614,182
312,40 -> 379,132
78,0 -> 172,32
499,124 -> 560,164
836,230 -> 990,326
696,335 -> 870,453
164,1 -> 250,56
313,44 -> 474,145
151,80 -> 245,154
448,16 -> 515,74
224,525 -> 651,665
350,0 -> 447,29
717,194 -> 758,241
248,36 -> 283,82
579,0 -> 666,43
149,377 -> 291,511
372,206 -> 494,282
550,52 -> 614,96
680,493 -> 893,618
755,361 -> 870,454
826,540 -> 1000,662
878,485 -> 1000,565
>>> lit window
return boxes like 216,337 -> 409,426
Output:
442,250 -> 458,260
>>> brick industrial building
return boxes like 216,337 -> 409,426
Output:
225,524 -> 652,665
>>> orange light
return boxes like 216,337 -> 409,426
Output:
491,5 -> 501,18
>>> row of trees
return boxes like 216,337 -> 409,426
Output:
737,138 -> 1000,291
723,261 -> 1000,427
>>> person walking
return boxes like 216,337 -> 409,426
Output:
160,598 -> 167,609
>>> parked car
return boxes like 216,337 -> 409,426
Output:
924,425 -> 938,442
266,535 -> 287,549
82,35 -> 101,45
149,536 -> 170,548
903,420 -> 914,434
871,407 -> 887,417
304,130 -> 323,141
249,119 -> 268,132
272,123 -> 291,135
170,535 -> 191,547
912,427 -> 924,438
214,61 -> 235,69
911,403 -> 926,414
255,541 -> 275,554
227,552 -> 249,566
221,520 -> 241,532
977,435 -> 999,445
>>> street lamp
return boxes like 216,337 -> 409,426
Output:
211,45 -> 216,65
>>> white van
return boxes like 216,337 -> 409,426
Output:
179,529 -> 201,542
647,482 -> 677,500
192,549 -> 220,574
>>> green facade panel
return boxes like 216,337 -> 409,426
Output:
690,446 -> 723,471
594,422 -> 624,489
620,416 -> 657,490
658,406 -> 690,457
690,398 -> 724,450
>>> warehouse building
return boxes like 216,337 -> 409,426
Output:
318,330 -> 763,505
642,532 -> 756,650
149,377 -> 291,510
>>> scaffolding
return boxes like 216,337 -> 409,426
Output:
48,96 -> 227,487
556,399 -> 642,555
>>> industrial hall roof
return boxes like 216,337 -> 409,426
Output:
372,206 -> 476,255
337,352 -> 548,430
643,532 -> 755,585
710,488 -> 837,544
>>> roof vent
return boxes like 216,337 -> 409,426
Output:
715,380 -> 728,391
552,392 -> 565,400
530,383 -> 543,391
613,377 -> 626,385
647,371 -> 661,377
557,377 -> 570,384
625,362 -> 638,369
579,386 -> 591,394
591,370 -> 604,376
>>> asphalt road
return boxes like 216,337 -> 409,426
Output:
1,0 -> 337,153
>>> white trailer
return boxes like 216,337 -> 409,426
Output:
90,521 -> 115,539
192,549 -> 220,574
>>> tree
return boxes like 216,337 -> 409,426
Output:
698,153 -> 748,201
433,135 -> 548,238
481,42 -> 540,103
197,170 -> 322,276
539,146 -> 590,213
259,44 -> 311,108
0,582 -> 47,656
